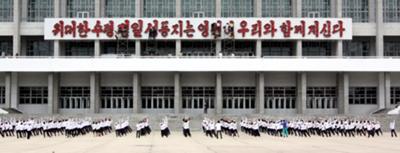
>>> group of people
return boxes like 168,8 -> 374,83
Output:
135,118 -> 152,138
201,118 -> 222,139
256,118 -> 398,138
1,117 -> 398,139
114,120 -> 132,137
0,117 -> 115,139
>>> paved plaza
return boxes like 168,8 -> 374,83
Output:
0,131 -> 399,153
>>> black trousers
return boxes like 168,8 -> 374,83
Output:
391,129 -> 397,137
183,128 -> 191,137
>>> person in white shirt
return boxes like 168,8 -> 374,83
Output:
182,118 -> 191,137
390,120 -> 397,137
215,121 -> 222,139
160,117 -> 170,138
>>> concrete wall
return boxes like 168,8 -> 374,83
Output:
18,73 -> 48,86
181,72 -> 215,86
141,72 -> 174,86
60,73 -> 91,86
307,72 -> 336,86
264,72 -> 296,86
0,73 -> 5,86
349,72 -> 378,86
100,72 -> 131,86
222,72 -> 256,86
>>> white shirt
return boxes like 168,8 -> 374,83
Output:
390,121 -> 396,130
183,121 -> 190,129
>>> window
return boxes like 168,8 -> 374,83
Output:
60,87 -> 90,109
343,39 -> 370,56
182,87 -> 215,109
27,0 -> 54,22
0,37 -> 12,56
391,87 -> 400,105
306,87 -> 337,109
262,0 -> 292,17
141,86 -> 174,109
264,87 -> 296,109
302,0 -> 331,18
222,41 -> 255,56
105,0 -> 135,17
64,42 -> 94,56
143,0 -> 176,17
342,0 -> 369,22
0,87 -> 5,104
182,0 -> 215,17
262,41 -> 294,56
66,0 -> 95,18
222,0 -> 253,17
19,87 -> 48,104
303,41 -> 332,56
24,37 -> 54,56
101,41 -> 136,55
0,0 -> 13,22
101,87 -> 133,109
141,41 -> 175,56
384,39 -> 400,56
384,0 -> 400,22
349,87 -> 377,104
182,41 -> 215,56
222,87 -> 255,109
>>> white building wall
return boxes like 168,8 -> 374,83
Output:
0,73 -> 5,86
60,72 -> 90,86
390,73 -> 400,86
18,73 -> 48,86
349,72 -> 378,86
307,72 -> 337,86
141,72 -> 174,86
264,72 -> 296,86
181,72 -> 214,86
100,72 -> 131,86
222,72 -> 256,86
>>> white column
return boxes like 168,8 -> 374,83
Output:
13,0 -> 21,56
337,72 -> 349,114
135,0 -> 142,56
378,72 -> 386,109
335,0 -> 343,57
257,73 -> 265,114
94,0 -> 102,57
385,72 -> 391,108
296,72 -> 306,114
90,73 -> 100,113
176,41 -> 181,56
216,73 -> 222,114
215,0 -> 222,56
10,72 -> 18,109
53,0 -> 61,56
4,73 -> 11,108
376,0 -> 384,57
48,73 -> 59,114
133,73 -> 141,113
294,0 -> 302,57
174,73 -> 181,114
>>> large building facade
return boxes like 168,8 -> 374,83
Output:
0,0 -> 400,116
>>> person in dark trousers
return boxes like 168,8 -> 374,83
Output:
182,118 -> 191,137
204,103 -> 209,114
390,120 -> 397,137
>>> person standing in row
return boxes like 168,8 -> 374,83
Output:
390,120 -> 397,137
182,118 -> 191,137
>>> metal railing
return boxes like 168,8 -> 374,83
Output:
1,55 -> 400,59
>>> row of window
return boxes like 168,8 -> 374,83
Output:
8,86 -> 400,106
1,0 -> 400,22
3,38 -> 400,57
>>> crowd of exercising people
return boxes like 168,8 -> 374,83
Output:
0,116 -> 398,139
